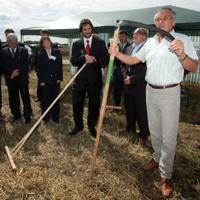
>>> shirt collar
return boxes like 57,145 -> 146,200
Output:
154,29 -> 175,41
120,42 -> 127,48
133,41 -> 145,48
9,47 -> 17,53
83,36 -> 93,44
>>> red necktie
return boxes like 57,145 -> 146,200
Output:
85,40 -> 90,55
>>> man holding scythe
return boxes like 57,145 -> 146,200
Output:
109,7 -> 198,198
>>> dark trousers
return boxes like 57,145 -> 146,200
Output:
0,76 -> 2,110
36,80 -> 42,101
40,83 -> 60,122
72,84 -> 101,129
7,78 -> 32,118
124,92 -> 149,138
112,67 -> 124,106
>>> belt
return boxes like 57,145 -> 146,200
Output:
149,83 -> 179,89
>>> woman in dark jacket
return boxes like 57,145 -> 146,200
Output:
37,37 -> 63,123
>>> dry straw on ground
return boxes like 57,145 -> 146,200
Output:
0,66 -> 199,200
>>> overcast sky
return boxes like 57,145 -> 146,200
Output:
0,0 -> 199,42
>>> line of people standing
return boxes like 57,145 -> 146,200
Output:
0,21 -> 149,141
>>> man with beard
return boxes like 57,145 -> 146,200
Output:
70,19 -> 108,137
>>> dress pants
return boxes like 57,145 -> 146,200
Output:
36,80 -> 42,101
112,67 -> 124,106
7,77 -> 32,118
72,83 -> 101,129
40,83 -> 60,122
146,84 -> 180,179
124,91 -> 149,138
0,76 -> 2,111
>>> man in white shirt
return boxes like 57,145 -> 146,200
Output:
109,7 -> 198,198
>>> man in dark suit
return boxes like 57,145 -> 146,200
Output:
0,31 -> 13,120
70,18 -> 108,137
112,30 -> 130,110
1,33 -> 32,123
123,28 -> 149,145
0,40 -> 3,121
0,29 -> 26,122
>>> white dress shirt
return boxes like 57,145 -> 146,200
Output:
9,47 -> 17,53
131,42 -> 145,56
136,30 -> 198,85
83,36 -> 93,49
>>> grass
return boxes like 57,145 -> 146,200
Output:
0,65 -> 199,200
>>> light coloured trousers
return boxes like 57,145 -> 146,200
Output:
146,84 -> 180,179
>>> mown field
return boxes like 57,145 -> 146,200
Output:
0,65 -> 199,200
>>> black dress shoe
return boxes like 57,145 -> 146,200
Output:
34,98 -> 41,102
89,126 -> 97,138
52,118 -> 60,124
43,118 -> 50,123
25,117 -> 31,124
53,119 -> 60,124
43,116 -> 50,123
0,113 -> 4,122
69,126 -> 83,135
11,116 -> 21,122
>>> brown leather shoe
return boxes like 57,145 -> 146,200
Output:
161,178 -> 173,198
143,158 -> 159,170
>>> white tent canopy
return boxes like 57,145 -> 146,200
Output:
21,4 -> 200,38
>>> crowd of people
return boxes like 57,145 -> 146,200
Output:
0,7 -> 198,198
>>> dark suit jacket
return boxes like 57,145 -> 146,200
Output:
114,42 -> 130,69
124,44 -> 147,96
32,43 -> 58,68
37,48 -> 63,84
1,46 -> 29,84
0,40 -> 2,75
70,36 -> 108,88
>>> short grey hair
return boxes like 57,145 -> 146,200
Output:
134,28 -> 149,38
7,33 -> 18,43
154,7 -> 176,21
